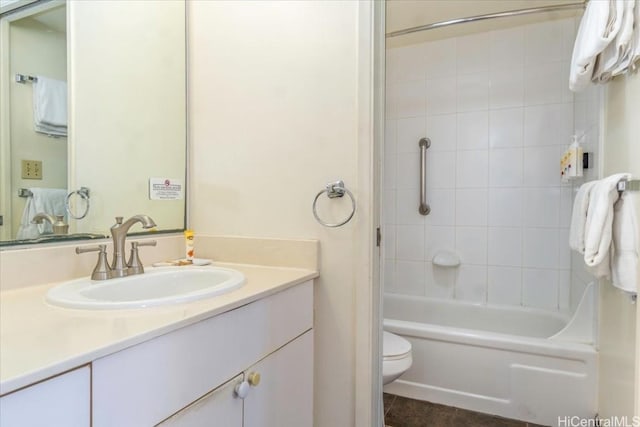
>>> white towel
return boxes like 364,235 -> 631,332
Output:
611,191 -> 639,293
583,173 -> 631,269
570,180 -> 598,254
593,0 -> 635,81
631,0 -> 640,68
33,76 -> 67,137
570,0 -> 621,91
16,188 -> 67,239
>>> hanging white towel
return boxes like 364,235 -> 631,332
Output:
570,0 -> 621,91
630,0 -> 640,68
611,191 -> 639,293
594,0 -> 636,81
570,180 -> 598,254
583,173 -> 631,269
33,76 -> 67,137
16,188 -> 67,239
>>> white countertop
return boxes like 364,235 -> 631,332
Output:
0,262 -> 318,395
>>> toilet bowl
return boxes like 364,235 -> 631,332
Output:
382,331 -> 412,385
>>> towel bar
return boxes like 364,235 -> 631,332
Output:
18,188 -> 33,198
15,74 -> 37,84
617,179 -> 640,193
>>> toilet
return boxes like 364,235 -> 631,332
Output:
382,331 -> 412,385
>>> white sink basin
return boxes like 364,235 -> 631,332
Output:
46,266 -> 246,310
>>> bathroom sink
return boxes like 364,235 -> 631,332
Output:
46,266 -> 246,309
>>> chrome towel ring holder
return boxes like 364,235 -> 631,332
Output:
312,180 -> 356,228
65,187 -> 91,220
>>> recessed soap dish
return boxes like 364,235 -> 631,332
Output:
432,251 -> 460,268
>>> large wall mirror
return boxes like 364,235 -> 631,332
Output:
0,0 -> 187,246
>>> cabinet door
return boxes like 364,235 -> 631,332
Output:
157,374 -> 244,427
0,366 -> 90,427
244,330 -> 313,427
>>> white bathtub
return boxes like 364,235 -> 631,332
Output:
383,284 -> 598,427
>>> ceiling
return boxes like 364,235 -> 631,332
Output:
386,0 -> 585,47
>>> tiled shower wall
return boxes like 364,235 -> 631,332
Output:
383,18 -> 599,312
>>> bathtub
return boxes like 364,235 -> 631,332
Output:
383,284 -> 598,427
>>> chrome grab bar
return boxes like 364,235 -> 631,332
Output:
419,138 -> 431,215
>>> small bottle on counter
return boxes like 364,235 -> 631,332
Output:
184,229 -> 195,261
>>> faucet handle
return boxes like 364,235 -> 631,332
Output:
127,240 -> 157,275
76,244 -> 111,280
114,216 -> 123,225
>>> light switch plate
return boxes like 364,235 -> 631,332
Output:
21,160 -> 42,179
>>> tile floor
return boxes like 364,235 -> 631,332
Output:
383,393 -> 548,427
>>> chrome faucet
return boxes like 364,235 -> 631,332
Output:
110,215 -> 156,278
31,213 -> 68,235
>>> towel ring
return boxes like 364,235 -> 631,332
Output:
312,180 -> 356,228
66,187 -> 90,220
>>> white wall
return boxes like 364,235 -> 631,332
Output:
188,1 -> 375,426
383,18 -> 591,312
9,14 -> 67,237
69,0 -> 186,235
598,71 -> 640,418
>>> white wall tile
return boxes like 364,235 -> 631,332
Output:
489,148 -> 523,187
383,224 -> 396,260
395,79 -> 426,118
455,226 -> 487,264
425,225 -> 455,260
490,68 -> 524,109
385,82 -> 397,119
384,259 -> 396,292
383,189 -> 396,225
397,117 -> 426,153
456,265 -> 487,302
560,186 -> 573,228
426,77 -> 457,115
523,228 -> 559,269
385,119 -> 397,157
488,188 -> 522,227
489,108 -> 523,148
384,154 -> 397,189
397,152 -> 419,189
522,268 -> 559,309
522,187 -> 561,227
386,49 -> 400,84
425,38 -> 456,79
427,151 -> 456,189
489,27 -> 524,70
488,266 -> 522,306
488,227 -> 522,267
558,269 -> 571,311
457,111 -> 488,150
457,150 -> 488,188
395,260 -> 427,296
456,189 -> 488,226
396,189 -> 425,225
425,262 -> 456,299
457,72 -> 489,112
524,103 -> 574,147
426,114 -> 457,151
558,229 -> 571,270
394,43 -> 427,82
523,146 -> 562,187
428,189 -> 455,226
457,33 -> 489,74
524,62 -> 563,105
397,224 -> 425,261
524,20 -> 564,65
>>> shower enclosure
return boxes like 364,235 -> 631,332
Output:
382,2 -> 600,425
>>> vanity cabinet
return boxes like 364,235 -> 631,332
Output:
157,330 -> 313,427
92,281 -> 313,427
0,366 -> 90,427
